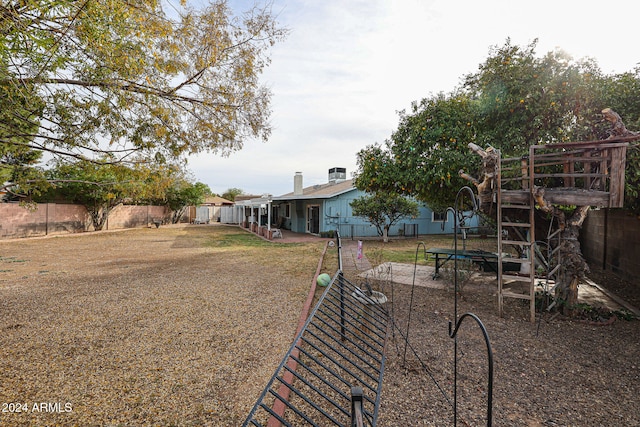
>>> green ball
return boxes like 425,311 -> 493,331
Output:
316,273 -> 331,287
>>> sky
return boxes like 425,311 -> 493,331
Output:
188,0 -> 640,197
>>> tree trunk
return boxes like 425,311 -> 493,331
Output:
88,204 -> 120,231
383,225 -> 389,243
461,109 -> 633,314
89,208 -> 109,231
459,143 -> 499,214
553,206 -> 590,312
172,206 -> 188,224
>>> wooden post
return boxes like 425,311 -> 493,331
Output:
563,154 -> 574,187
520,159 -> 528,189
609,145 -> 627,207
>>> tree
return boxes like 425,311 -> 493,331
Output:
38,158 -> 211,228
354,40 -> 613,211
350,192 -> 419,243
165,181 -> 211,223
596,67 -> 640,215
354,39 -> 640,312
458,42 -> 639,310
0,61 -> 46,200
464,39 -> 607,149
39,159 -> 144,230
354,93 -> 479,211
221,187 -> 243,201
0,0 -> 287,169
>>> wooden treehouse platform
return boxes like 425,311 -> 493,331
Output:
496,138 -> 631,322
500,139 -> 630,208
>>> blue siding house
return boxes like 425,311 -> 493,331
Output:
236,168 -> 478,239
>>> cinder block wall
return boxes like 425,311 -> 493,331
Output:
0,203 -> 45,238
0,203 -> 171,239
581,209 -> 640,283
105,205 -> 169,230
0,203 -> 89,238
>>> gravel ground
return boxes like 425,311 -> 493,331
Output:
355,272 -> 640,427
1,226 -> 638,426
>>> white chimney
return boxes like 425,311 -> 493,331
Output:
294,172 -> 303,195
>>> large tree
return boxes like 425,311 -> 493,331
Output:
354,39 -> 640,312
0,0 -> 287,172
221,187 -> 244,202
355,40 -> 614,210
354,93 -> 478,212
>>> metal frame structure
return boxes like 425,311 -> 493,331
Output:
243,233 -> 388,427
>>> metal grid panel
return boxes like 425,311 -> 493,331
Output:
243,273 -> 388,427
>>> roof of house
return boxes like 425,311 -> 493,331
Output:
202,196 -> 234,205
274,179 -> 356,201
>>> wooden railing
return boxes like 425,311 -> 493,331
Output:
500,139 -> 631,208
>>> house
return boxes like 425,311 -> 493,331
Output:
232,168 -> 479,239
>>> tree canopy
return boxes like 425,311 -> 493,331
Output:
165,180 -> 212,224
36,158 -> 211,229
0,0 -> 287,166
350,192 -> 419,242
354,39 -> 640,214
39,159 -> 144,230
221,187 -> 243,201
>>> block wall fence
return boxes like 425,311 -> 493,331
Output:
581,208 -> 640,283
0,203 -> 172,240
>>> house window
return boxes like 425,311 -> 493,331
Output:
284,203 -> 291,218
432,211 -> 447,222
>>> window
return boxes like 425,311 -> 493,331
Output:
432,211 -> 447,222
284,203 -> 291,218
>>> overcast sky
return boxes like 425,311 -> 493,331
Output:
188,0 -> 639,197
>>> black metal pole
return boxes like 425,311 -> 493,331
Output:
450,186 -> 478,427
336,231 -> 346,340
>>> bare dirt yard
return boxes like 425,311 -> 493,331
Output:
1,226 -> 638,426
0,225 -> 325,426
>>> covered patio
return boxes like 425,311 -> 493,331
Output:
234,195 -> 291,240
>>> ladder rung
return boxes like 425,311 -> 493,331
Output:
501,239 -> 534,246
501,222 -> 531,227
501,273 -> 534,282
501,205 -> 532,209
501,291 -> 533,300
504,258 -> 530,265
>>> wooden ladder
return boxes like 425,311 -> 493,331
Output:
497,153 -> 536,323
